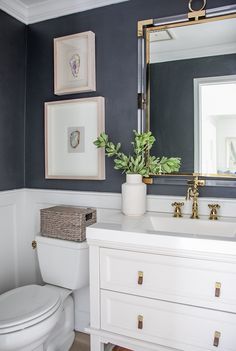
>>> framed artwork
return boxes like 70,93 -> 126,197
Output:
54,31 -> 96,95
45,97 -> 105,180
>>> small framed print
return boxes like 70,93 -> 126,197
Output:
54,31 -> 96,95
45,97 -> 105,180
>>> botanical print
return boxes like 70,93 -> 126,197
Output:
67,127 -> 85,153
69,53 -> 80,79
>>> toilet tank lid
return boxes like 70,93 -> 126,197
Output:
36,235 -> 88,249
0,285 -> 61,330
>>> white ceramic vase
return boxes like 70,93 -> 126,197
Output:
121,174 -> 147,216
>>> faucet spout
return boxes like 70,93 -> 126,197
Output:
186,176 -> 205,219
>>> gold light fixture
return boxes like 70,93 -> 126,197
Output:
188,0 -> 207,20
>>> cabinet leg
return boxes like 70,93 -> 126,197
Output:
90,335 -> 104,351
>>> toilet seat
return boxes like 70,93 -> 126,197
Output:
0,285 -> 61,334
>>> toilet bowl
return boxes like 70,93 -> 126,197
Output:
0,236 -> 89,351
0,285 -> 62,351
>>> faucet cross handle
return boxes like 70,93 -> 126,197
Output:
208,204 -> 220,220
172,202 -> 184,218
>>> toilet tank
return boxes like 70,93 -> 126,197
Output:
36,235 -> 89,290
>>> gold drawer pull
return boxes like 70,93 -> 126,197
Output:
138,315 -> 143,330
213,331 -> 221,347
138,271 -> 143,285
215,282 -> 221,298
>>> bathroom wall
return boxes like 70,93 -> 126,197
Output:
0,10 -> 26,190
25,0 -> 236,197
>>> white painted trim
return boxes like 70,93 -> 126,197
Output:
24,188 -> 236,218
194,74 -> 236,175
28,0 -> 129,25
87,327 -> 180,351
194,77 -> 201,173
194,74 -> 236,86
25,188 -> 122,210
0,187 -> 235,218
0,188 -> 24,196
151,43 -> 236,64
0,189 -> 26,293
0,0 -> 28,24
0,0 -> 129,25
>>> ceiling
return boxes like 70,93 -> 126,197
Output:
0,0 -> 129,24
150,17 -> 236,63
19,0 -> 49,5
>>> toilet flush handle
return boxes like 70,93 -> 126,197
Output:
32,240 -> 37,250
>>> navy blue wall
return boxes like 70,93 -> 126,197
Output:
0,10 -> 26,190
25,0 -> 236,197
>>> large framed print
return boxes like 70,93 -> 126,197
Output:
54,31 -> 96,95
45,97 -> 105,180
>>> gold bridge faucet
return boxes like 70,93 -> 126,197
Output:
186,176 -> 205,219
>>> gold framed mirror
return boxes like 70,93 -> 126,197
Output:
138,3 -> 236,183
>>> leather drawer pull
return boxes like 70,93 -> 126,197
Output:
215,282 -> 221,298
138,315 -> 143,330
213,331 -> 221,347
138,271 -> 143,285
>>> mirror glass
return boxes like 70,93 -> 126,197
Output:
148,16 -> 236,176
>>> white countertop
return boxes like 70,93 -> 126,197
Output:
87,210 -> 236,259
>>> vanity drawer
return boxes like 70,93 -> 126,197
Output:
100,248 -> 236,312
101,290 -> 236,351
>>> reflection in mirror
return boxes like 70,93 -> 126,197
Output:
148,16 -> 236,176
195,76 -> 236,175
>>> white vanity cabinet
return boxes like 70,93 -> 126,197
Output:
87,214 -> 236,351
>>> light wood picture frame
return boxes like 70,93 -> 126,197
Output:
45,97 -> 105,180
54,31 -> 96,95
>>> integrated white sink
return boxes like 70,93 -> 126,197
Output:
150,216 -> 236,238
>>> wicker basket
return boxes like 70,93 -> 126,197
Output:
40,206 -> 96,242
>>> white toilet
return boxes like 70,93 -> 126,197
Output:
0,235 -> 89,351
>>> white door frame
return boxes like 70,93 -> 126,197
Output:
193,74 -> 236,173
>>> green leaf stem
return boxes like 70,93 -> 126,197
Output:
93,130 -> 181,177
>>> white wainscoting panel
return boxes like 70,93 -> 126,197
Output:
0,188 -> 236,331
0,190 -> 25,293
24,189 -> 122,332
0,203 -> 18,293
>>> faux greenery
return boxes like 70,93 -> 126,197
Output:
94,130 -> 181,177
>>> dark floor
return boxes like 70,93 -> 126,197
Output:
70,332 -> 90,351
70,333 -> 128,351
